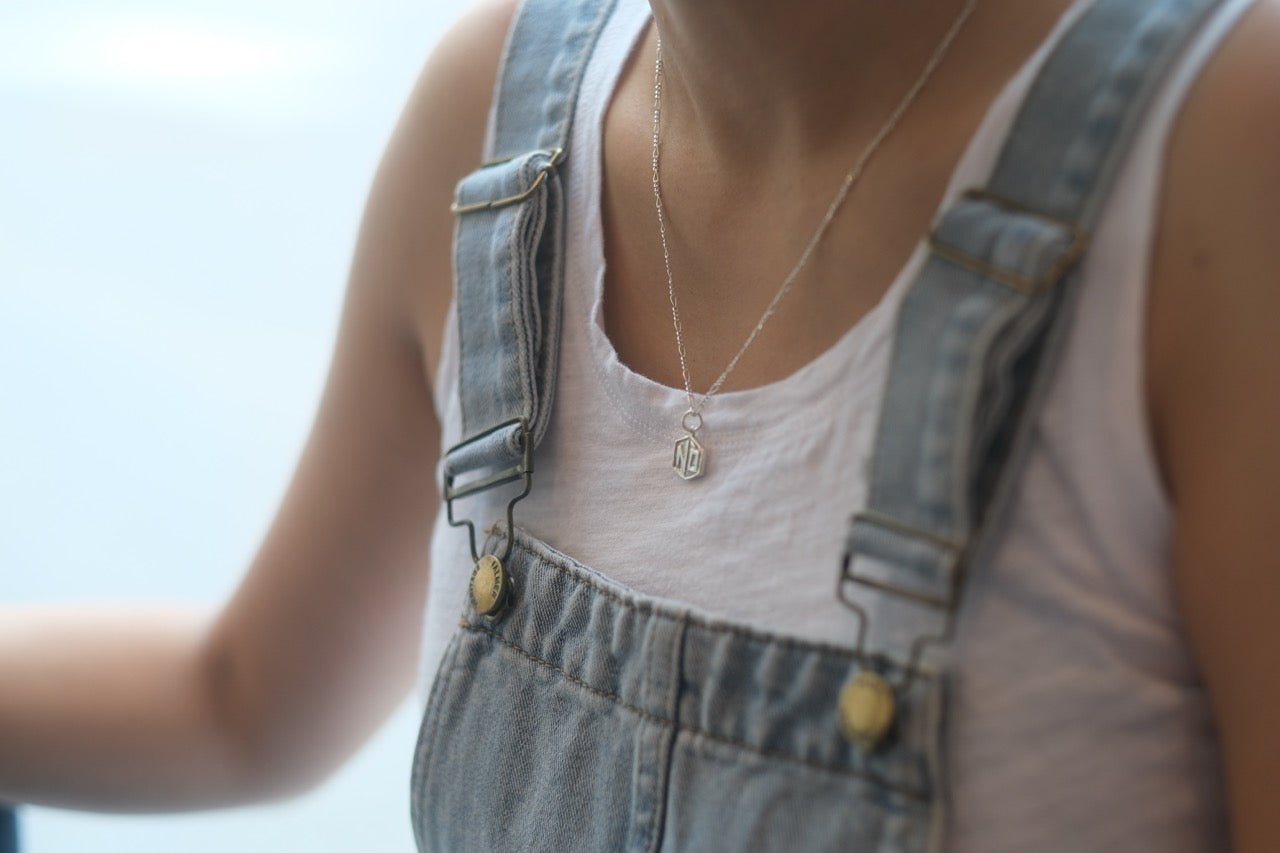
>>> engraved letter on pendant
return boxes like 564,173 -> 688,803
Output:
673,433 -> 706,480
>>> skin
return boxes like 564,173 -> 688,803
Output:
1,0 -> 1277,848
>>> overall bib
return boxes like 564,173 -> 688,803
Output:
411,0 -> 1223,849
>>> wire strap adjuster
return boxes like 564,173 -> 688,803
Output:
450,148 -> 565,215
444,418 -> 533,564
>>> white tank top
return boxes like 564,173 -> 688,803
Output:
423,1 -> 1252,848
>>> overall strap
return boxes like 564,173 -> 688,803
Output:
444,0 -> 617,560
842,0 -> 1223,664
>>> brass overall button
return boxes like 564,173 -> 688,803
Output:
838,671 -> 896,753
470,554 -> 512,618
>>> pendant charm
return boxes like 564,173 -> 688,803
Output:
673,409 -> 706,481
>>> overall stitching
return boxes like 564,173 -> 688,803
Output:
646,612 -> 688,853
410,631 -> 465,845
512,536 -> 920,668
509,164 -> 536,425
464,621 -> 929,799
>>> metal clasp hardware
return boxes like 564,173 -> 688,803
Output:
444,417 -> 533,564
927,188 -> 1090,295
450,147 -> 566,215
837,511 -> 967,695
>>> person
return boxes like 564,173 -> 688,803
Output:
2,0 -> 1278,850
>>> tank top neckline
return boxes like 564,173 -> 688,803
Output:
571,0 -> 1092,444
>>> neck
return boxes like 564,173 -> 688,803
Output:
647,0 -> 1072,164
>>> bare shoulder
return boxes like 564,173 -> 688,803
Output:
1148,0 -> 1280,491
1146,2 -> 1280,848
359,0 -> 519,377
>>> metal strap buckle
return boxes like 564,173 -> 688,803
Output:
449,147 -> 566,215
444,418 -> 533,563
839,511 -> 962,610
837,512 -> 967,692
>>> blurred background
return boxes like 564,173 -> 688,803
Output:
1,0 -> 463,849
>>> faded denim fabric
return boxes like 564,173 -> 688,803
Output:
412,532 -> 942,852
413,0 -> 1221,849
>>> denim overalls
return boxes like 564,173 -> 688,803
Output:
411,0 -> 1222,849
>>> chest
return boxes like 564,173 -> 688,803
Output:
594,38 -> 1019,397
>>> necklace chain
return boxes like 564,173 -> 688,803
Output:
650,0 -> 980,425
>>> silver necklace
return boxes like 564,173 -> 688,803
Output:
651,0 -> 979,481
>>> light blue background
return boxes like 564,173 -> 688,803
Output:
1,1 -> 462,850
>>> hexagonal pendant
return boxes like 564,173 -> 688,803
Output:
673,432 -> 706,480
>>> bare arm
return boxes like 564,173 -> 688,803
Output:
0,0 -> 516,811
1148,2 -> 1280,849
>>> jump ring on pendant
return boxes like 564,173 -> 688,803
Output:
681,409 -> 703,434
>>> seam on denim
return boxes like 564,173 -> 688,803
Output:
500,529 -> 930,676
411,628 -> 466,845
525,186 -> 547,419
637,608 -> 658,853
453,228 -> 472,438
520,545 -> 872,663
647,614 -> 688,853
465,622 -> 926,798
638,700 -> 662,853
512,190 -> 535,423
534,183 -> 564,443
